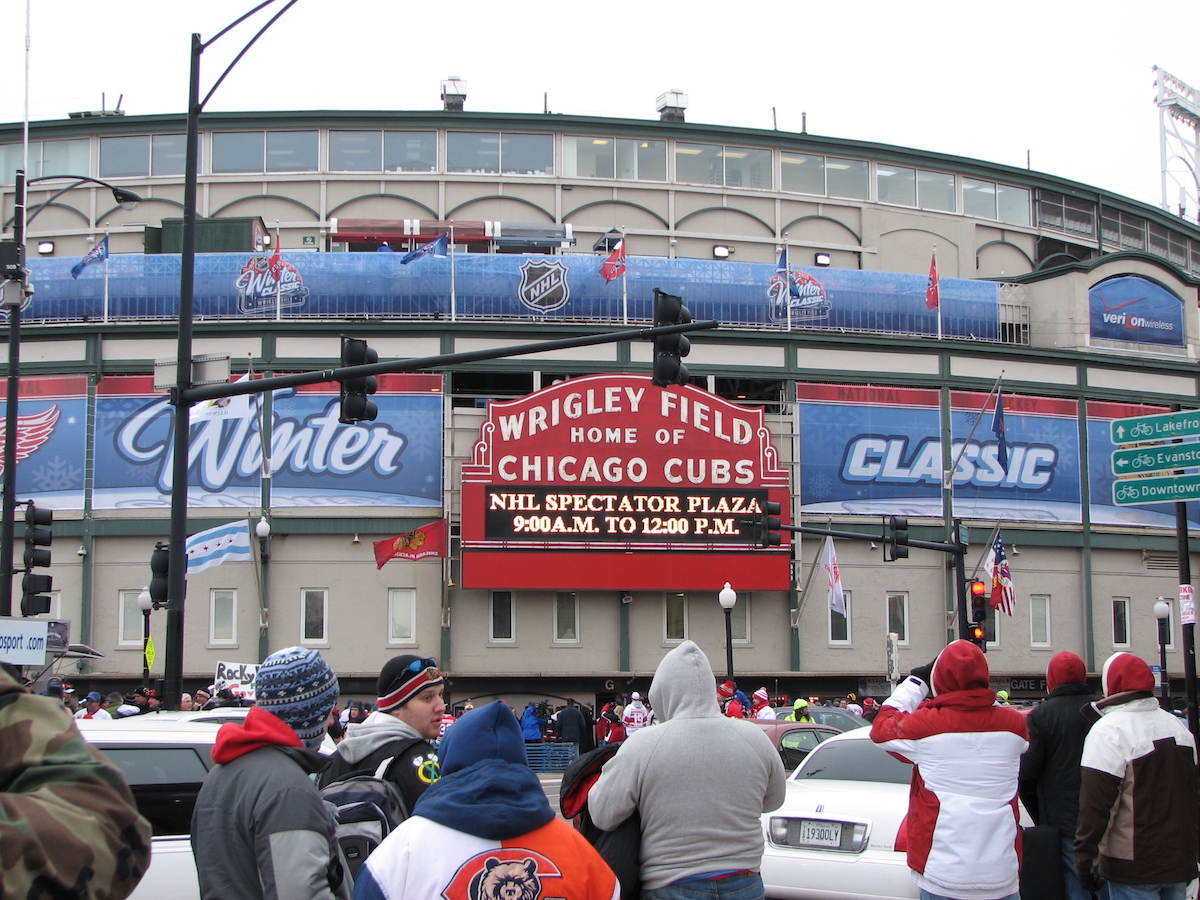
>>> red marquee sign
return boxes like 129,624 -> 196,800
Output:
461,374 -> 791,590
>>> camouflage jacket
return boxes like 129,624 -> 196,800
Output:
0,669 -> 152,899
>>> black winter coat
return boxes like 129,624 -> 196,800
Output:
1018,682 -> 1101,832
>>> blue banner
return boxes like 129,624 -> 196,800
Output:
22,251 -> 1000,339
88,375 -> 443,510
1088,275 -> 1184,347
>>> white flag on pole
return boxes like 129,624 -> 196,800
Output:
192,373 -> 254,423
186,520 -> 252,573
821,535 -> 846,616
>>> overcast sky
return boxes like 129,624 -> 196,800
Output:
2,1 -> 1197,211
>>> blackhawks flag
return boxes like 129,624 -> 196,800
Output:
374,519 -> 449,568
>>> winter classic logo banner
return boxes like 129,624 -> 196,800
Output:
3,374 -> 443,511
797,383 -> 1195,528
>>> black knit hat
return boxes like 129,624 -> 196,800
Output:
377,654 -> 443,712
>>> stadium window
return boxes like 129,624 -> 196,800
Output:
829,590 -> 851,644
877,164 -> 916,206
266,130 -> 318,173
118,590 -> 144,647
1,139 -> 89,181
621,138 -> 666,181
996,184 -> 1030,225
554,592 -> 579,643
917,169 -> 956,212
100,135 -> 150,178
563,136 -> 615,178
781,151 -> 826,195
731,594 -> 750,643
1037,190 -> 1096,239
1112,597 -> 1130,647
384,131 -> 436,172
826,157 -> 869,200
723,145 -> 772,189
1030,594 -> 1051,647
388,588 -> 416,644
665,592 -> 688,642
212,131 -> 265,173
490,591 -> 515,642
448,131 -> 500,174
329,130 -> 382,172
963,178 -> 998,218
713,377 -> 784,413
500,133 -> 553,175
209,589 -> 236,646
675,141 -> 723,185
450,370 -> 534,408
301,588 -> 328,644
886,592 -> 909,645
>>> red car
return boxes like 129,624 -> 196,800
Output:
751,720 -> 840,769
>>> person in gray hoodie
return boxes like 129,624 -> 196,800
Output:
318,654 -> 444,814
588,640 -> 786,899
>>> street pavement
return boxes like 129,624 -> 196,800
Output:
539,771 -> 565,818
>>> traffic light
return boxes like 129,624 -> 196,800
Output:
651,289 -> 691,386
968,579 -> 989,651
20,502 -> 52,616
338,336 -> 379,424
149,542 -> 170,608
884,516 -> 909,561
757,500 -> 783,548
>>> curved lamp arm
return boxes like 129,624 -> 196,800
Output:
9,175 -> 142,229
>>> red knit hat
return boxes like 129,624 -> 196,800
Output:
1101,652 -> 1154,697
1046,651 -> 1087,694
717,680 -> 735,699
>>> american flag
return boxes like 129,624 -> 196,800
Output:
986,532 -> 1015,617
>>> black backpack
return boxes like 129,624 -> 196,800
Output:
319,739 -> 422,879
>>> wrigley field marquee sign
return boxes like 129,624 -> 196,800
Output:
461,374 -> 790,590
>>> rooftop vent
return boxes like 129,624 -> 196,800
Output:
441,77 -> 467,113
68,93 -> 125,119
656,90 -> 687,123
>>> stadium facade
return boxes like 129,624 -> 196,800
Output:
2,101 -> 1198,705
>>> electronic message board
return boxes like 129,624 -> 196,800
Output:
461,375 -> 791,590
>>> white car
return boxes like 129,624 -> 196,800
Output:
761,728 -> 917,900
77,718 -> 219,900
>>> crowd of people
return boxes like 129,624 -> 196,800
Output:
5,641 -> 1196,900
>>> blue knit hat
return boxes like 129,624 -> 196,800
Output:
255,647 -> 339,745
439,699 -> 528,775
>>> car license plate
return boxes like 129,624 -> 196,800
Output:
799,819 -> 841,847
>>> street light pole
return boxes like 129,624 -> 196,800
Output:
138,586 -> 152,689
718,582 -> 737,682
1155,597 -> 1171,709
2,171 -> 140,615
164,2 -> 299,710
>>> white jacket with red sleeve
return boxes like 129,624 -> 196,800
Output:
871,641 -> 1030,900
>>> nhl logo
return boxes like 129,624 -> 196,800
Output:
518,259 -> 570,312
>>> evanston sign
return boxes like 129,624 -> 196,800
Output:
461,374 -> 791,589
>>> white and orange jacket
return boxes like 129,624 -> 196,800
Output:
871,641 -> 1029,900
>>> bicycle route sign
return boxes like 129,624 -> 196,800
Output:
1112,473 -> 1200,506
1111,443 -> 1200,476
1111,410 -> 1200,445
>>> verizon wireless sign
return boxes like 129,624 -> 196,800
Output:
461,374 -> 790,590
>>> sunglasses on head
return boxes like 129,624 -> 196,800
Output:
405,656 -> 438,674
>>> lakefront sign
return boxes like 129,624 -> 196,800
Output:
461,374 -> 791,590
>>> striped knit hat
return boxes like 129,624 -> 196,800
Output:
377,654 -> 445,712
255,647 -> 339,746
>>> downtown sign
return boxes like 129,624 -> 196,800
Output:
460,374 -> 791,590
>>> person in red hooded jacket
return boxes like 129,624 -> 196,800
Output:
871,640 -> 1029,900
1075,652 -> 1198,900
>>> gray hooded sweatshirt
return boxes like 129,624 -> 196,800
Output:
588,640 -> 786,889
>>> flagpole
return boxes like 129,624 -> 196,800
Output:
785,237 -> 792,333
449,223 -> 457,323
274,221 -> 282,323
102,231 -> 110,324
945,371 -> 1005,488
621,229 -> 628,326
934,246 -> 943,341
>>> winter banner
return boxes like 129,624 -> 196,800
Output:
6,373 -> 443,511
